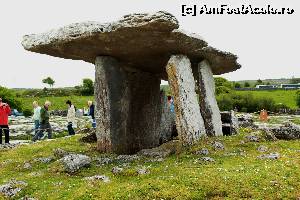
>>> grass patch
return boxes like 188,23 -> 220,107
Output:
1,133 -> 300,199
236,90 -> 298,109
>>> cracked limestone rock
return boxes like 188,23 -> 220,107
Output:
22,11 -> 240,79
60,154 -> 91,173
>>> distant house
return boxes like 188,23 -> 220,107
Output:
255,85 -> 277,89
280,83 -> 300,89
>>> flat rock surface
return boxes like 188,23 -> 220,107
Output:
22,11 -> 240,78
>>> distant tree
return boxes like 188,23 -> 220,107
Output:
214,77 -> 233,95
81,78 -> 94,96
290,78 -> 300,84
266,82 -> 271,85
257,79 -> 263,84
244,82 -> 250,87
296,90 -> 300,108
254,79 -> 264,87
0,86 -> 23,111
42,77 -> 55,88
234,82 -> 241,88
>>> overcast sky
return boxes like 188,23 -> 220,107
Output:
0,0 -> 299,88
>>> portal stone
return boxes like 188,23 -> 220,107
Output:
94,56 -> 129,153
197,60 -> 223,136
94,56 -> 161,154
166,55 -> 206,144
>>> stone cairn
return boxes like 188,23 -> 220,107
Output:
22,11 -> 240,154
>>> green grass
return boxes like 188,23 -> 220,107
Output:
18,96 -> 94,111
236,90 -> 299,109
2,132 -> 300,199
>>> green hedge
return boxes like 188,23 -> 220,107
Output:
217,92 -> 285,112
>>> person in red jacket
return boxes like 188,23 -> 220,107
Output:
0,97 -> 11,144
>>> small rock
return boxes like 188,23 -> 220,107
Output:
223,152 -> 237,156
195,148 -> 209,155
212,141 -> 224,150
146,158 -> 164,163
137,167 -> 150,175
257,145 -> 268,152
94,157 -> 113,166
270,180 -> 279,186
53,148 -> 70,158
60,154 -> 91,173
19,197 -> 37,200
268,122 -> 300,140
257,152 -> 280,160
263,130 -> 278,141
0,180 -> 27,198
111,166 -> 124,175
200,157 -> 215,162
116,155 -> 140,163
53,182 -> 63,186
29,171 -> 42,177
245,135 -> 259,142
83,175 -> 110,183
23,162 -> 32,170
34,157 -> 54,164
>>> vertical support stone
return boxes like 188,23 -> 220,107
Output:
94,56 -> 162,154
166,55 -> 206,145
126,71 -> 161,153
94,56 -> 130,153
197,60 -> 223,136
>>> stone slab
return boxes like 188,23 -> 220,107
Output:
22,11 -> 240,78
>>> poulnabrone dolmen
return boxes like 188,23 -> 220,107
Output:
22,11 -> 240,154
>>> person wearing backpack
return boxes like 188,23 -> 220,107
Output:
32,101 -> 52,141
66,100 -> 76,135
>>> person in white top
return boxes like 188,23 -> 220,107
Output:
66,100 -> 76,135
32,101 -> 41,134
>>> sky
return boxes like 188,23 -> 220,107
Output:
0,0 -> 299,88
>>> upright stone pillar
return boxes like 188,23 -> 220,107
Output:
94,56 -> 130,153
94,56 -> 162,154
125,71 -> 161,154
166,55 -> 206,144
197,60 -> 223,136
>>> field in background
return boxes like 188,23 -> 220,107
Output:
16,88 -> 298,111
235,90 -> 298,109
19,96 -> 94,111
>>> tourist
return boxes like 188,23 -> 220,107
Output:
32,101 -> 41,134
0,97 -> 11,144
167,96 -> 175,113
66,100 -> 76,135
32,101 -> 52,141
88,101 -> 96,128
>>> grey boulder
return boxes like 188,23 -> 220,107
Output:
60,154 -> 91,173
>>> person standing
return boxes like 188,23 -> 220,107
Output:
0,97 -> 11,144
32,101 -> 52,141
32,101 -> 41,134
66,100 -> 76,135
88,101 -> 96,128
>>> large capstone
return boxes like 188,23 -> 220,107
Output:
22,11 -> 240,79
166,55 -> 206,144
